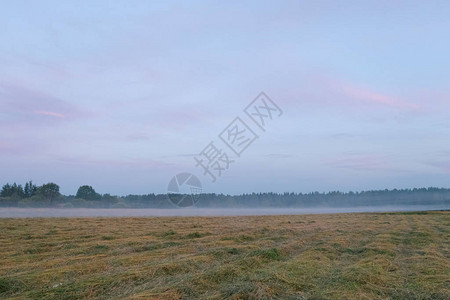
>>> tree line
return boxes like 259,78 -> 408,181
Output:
0,181 -> 449,208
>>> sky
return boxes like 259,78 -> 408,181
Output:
1,0 -> 450,195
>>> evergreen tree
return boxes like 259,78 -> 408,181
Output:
24,181 -> 37,198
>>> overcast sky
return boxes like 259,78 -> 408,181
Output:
1,1 -> 450,195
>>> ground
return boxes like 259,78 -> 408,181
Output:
0,211 -> 449,299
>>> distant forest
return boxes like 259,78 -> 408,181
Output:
0,181 -> 449,208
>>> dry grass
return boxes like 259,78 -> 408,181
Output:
0,211 -> 449,299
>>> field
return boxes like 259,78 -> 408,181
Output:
0,211 -> 449,299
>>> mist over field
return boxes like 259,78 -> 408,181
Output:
0,205 -> 448,218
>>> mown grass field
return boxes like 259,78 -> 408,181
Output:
0,211 -> 449,299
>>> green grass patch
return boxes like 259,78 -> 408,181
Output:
250,248 -> 281,260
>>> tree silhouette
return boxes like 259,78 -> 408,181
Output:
39,183 -> 60,204
76,185 -> 101,201
24,181 -> 37,198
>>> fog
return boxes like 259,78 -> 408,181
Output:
0,205 -> 448,218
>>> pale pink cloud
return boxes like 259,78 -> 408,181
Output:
0,140 -> 43,155
339,84 -> 421,110
0,82 -> 90,122
0,82 -> 92,157
271,74 -> 422,113
425,160 -> 450,174
407,90 -> 450,112
34,110 -> 66,118
0,142 -> 15,154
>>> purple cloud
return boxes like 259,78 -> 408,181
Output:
338,83 -> 421,111
0,82 -> 90,124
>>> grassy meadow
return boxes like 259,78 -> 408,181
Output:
0,211 -> 449,299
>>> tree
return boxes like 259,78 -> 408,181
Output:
1,183 -> 24,198
24,181 -> 37,198
0,183 -> 12,197
76,185 -> 101,201
38,183 -> 60,204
